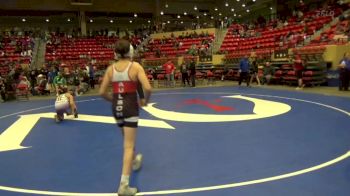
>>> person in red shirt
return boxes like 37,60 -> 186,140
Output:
162,60 -> 175,87
293,54 -> 305,90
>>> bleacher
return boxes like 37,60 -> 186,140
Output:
310,20 -> 349,45
45,36 -> 116,70
220,15 -> 333,56
143,34 -> 215,58
0,36 -> 34,76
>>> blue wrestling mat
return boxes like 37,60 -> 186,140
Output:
0,86 -> 349,196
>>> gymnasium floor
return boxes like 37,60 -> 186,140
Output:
0,84 -> 349,196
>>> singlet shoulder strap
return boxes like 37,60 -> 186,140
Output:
113,61 -> 133,73
125,61 -> 133,72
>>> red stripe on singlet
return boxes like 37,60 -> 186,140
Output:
112,81 -> 137,93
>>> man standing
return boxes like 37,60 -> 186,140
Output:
189,59 -> 196,87
162,60 -> 175,87
88,62 -> 95,89
180,62 -> 190,87
339,52 -> 350,91
293,54 -> 305,90
238,55 -> 250,87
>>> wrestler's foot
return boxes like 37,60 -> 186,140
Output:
118,185 -> 137,196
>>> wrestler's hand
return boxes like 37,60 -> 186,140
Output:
139,99 -> 147,107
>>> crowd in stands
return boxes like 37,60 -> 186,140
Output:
0,25 -> 157,102
0,29 -> 36,76
219,0 -> 349,57
141,30 -> 214,59
0,61 -> 101,102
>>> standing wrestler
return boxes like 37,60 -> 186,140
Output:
99,39 -> 152,196
249,53 -> 261,86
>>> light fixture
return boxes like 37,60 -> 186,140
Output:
177,15 -> 181,18
134,13 -> 137,18
204,13 -> 207,16
184,12 -> 187,15
253,0 -> 256,2
219,13 -> 222,16
148,20 -> 151,23
225,2 -> 229,6
239,14 -> 241,17
234,13 -> 237,17
45,19 -> 50,22
165,3 -> 168,8
242,4 -> 246,7
167,21 -> 170,23
246,9 -> 250,12
90,19 -> 93,22
129,20 -> 133,23
22,18 -> 26,22
270,7 -> 273,10
110,20 -> 114,23
231,8 -> 235,12
180,21 -> 183,24
211,16 -> 214,19
196,16 -> 199,19
194,6 -> 197,10
215,8 -> 218,11
160,11 -> 164,15
67,18 -> 71,22
237,0 -> 240,1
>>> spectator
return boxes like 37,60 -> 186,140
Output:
162,60 -> 175,87
293,54 -> 305,90
262,62 -> 274,85
180,62 -> 190,87
47,67 -> 57,93
34,75 -> 48,95
53,72 -> 67,94
18,76 -> 30,88
338,52 -> 350,91
87,63 -> 95,89
0,77 -> 6,102
238,55 -> 251,87
189,59 -> 196,87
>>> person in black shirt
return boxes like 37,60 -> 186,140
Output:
189,59 -> 196,87
0,77 -> 6,102
180,63 -> 190,87
249,55 -> 261,86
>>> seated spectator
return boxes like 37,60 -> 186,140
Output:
321,33 -> 330,42
0,77 -> 6,102
155,47 -> 161,58
188,44 -> 198,55
17,76 -> 30,89
262,62 -> 274,85
34,75 -> 49,95
77,73 -> 90,95
53,72 -> 67,94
